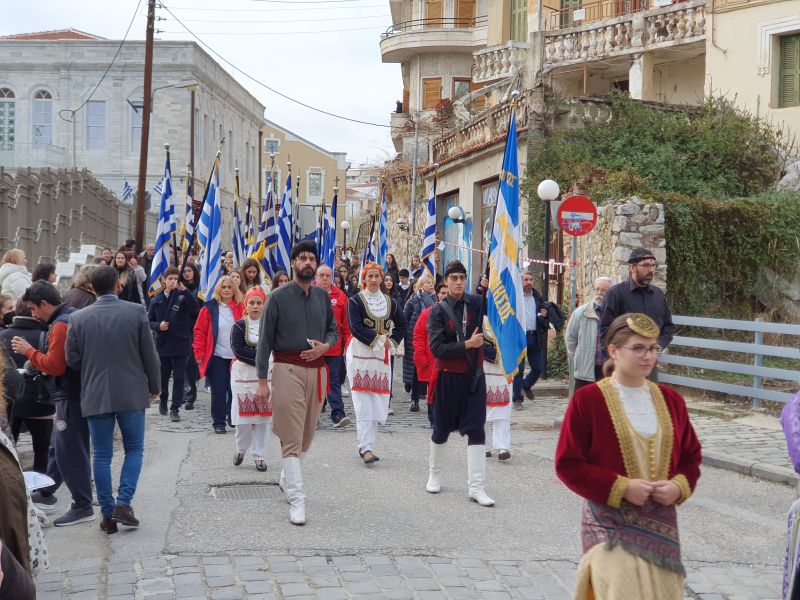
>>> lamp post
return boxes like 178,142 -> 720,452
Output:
341,220 -> 351,253
537,179 -> 560,302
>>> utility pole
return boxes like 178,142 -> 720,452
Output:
409,113 -> 420,242
135,0 -> 157,253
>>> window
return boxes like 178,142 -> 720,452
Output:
86,100 -> 106,150
453,78 -> 471,100
131,102 -> 143,151
307,169 -> 324,198
265,138 -> 280,155
32,90 -> 52,146
426,0 -> 443,24
780,34 -> 800,108
455,0 -> 476,27
265,168 -> 282,194
0,88 -> 15,152
511,0 -> 528,42
422,78 -> 442,110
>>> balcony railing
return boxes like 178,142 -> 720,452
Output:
543,0 -> 706,66
473,41 -> 529,84
381,15 -> 488,38
548,0 -> 656,31
0,143 -> 70,170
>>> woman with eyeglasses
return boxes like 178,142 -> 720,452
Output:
556,313 -> 702,600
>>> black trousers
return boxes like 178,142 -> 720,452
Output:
11,417 -> 53,473
40,400 -> 92,510
431,371 -> 486,446
184,355 -> 200,404
160,355 -> 187,411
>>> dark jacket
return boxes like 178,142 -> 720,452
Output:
598,277 -> 674,356
25,304 -> 80,403
231,319 -> 257,366
0,316 -> 53,418
118,269 -> 143,305
386,266 -> 400,288
346,293 -> 407,348
148,289 -> 199,357
62,287 -> 96,310
427,293 -> 484,369
402,291 -> 435,385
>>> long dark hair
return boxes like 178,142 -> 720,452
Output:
182,263 -> 201,291
271,270 -> 289,290
241,258 -> 262,288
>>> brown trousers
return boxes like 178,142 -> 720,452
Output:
271,362 -> 324,458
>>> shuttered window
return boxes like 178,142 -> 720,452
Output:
511,0 -> 528,42
456,0 -> 476,27
423,78 -> 442,110
426,0 -> 443,25
780,34 -> 800,108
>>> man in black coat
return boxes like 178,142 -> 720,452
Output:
148,267 -> 199,421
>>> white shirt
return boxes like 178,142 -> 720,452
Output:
612,379 -> 657,437
214,303 -> 235,359
523,292 -> 537,332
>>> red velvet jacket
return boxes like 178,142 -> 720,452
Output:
555,380 -> 702,509
413,306 -> 435,385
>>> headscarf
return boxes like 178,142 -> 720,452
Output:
360,262 -> 384,289
243,286 -> 266,307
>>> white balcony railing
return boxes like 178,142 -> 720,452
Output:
0,143 -> 70,169
543,0 -> 706,66
473,41 -> 529,84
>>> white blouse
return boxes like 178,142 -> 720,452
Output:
612,379 -> 658,437
214,303 -> 235,359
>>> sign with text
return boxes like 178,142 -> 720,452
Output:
557,194 -> 597,237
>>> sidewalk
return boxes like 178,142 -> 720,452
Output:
519,381 -> 797,486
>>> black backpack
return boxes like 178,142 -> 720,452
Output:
545,301 -> 567,332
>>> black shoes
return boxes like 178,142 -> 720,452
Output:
100,515 -> 118,535
31,491 -> 58,513
233,452 -> 244,466
170,411 -> 180,422
159,401 -> 168,416
185,402 -> 194,411
255,459 -> 267,472
214,425 -> 226,434
332,413 -> 351,428
523,387 -> 535,400
499,450 -> 511,461
112,504 -> 139,527
53,506 -> 95,527
410,401 -> 420,412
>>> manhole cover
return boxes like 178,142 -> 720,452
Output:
210,484 -> 283,501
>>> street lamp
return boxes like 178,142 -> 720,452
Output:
537,179 -> 560,301
447,206 -> 466,224
341,220 -> 351,253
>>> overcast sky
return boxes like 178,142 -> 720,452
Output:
3,0 -> 399,167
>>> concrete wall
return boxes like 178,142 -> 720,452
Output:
706,0 -> 800,140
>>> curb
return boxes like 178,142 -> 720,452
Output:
532,418 -> 798,486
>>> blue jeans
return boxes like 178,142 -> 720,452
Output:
513,331 -> 544,401
206,355 -> 232,428
324,356 -> 345,420
87,409 -> 145,517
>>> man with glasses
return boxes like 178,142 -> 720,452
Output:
566,276 -> 613,391
598,247 -> 674,379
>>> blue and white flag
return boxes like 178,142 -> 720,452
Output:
245,194 -> 256,256
180,174 -> 194,250
316,200 -> 326,261
275,173 -> 293,272
154,177 -> 164,199
323,192 -> 337,268
148,152 -> 175,297
198,158 -> 222,301
121,180 -> 134,205
232,175 -> 246,267
486,108 -> 526,379
376,188 -> 388,269
421,180 -> 437,279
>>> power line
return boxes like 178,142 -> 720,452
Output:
165,2 -> 386,11
58,0 -> 144,122
160,1 -> 395,129
180,13 -> 388,23
249,0 -> 372,3
164,25 -> 383,34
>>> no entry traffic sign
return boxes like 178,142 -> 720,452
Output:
557,194 -> 597,237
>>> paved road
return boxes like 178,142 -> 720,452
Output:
34,369 -> 790,599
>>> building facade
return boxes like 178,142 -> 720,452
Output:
0,29 -> 265,249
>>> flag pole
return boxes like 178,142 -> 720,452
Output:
164,144 -> 180,267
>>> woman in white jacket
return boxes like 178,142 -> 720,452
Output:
0,249 -> 32,304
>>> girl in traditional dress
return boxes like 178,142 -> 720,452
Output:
230,287 -> 272,471
346,263 -> 406,465
483,317 -> 512,461
555,313 -> 702,600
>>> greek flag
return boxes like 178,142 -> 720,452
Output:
245,194 -> 255,256
121,180 -> 134,205
198,158 -> 222,301
275,173 -> 293,272
154,177 -> 164,198
486,107 -> 526,379
180,175 -> 194,250
232,175 -> 246,267
148,152 -> 175,296
421,180 -> 436,278
323,192 -> 337,268
316,200 -> 326,261
376,188 -> 388,269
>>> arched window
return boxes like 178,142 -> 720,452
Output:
33,90 -> 53,146
0,88 -> 15,152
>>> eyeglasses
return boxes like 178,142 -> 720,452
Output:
619,345 -> 662,358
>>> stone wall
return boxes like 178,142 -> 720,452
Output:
564,195 -> 666,305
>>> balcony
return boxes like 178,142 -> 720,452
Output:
473,41 -> 529,85
380,16 -> 488,63
543,0 -> 706,68
390,111 -> 413,152
0,143 -> 70,170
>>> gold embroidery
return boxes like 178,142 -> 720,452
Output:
243,317 -> 258,348
608,475 -> 630,508
647,381 -> 675,481
671,474 -> 692,505
598,379 -> 639,479
359,292 -> 393,337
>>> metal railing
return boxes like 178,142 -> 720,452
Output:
659,315 -> 800,407
547,0 -> 654,30
381,15 -> 488,38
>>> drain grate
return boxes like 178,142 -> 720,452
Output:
210,484 -> 283,501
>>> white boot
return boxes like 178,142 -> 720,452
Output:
279,451 -> 303,504
282,457 -> 306,525
426,442 -> 446,493
467,445 -> 495,507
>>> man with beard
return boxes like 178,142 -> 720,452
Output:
598,247 -> 674,377
254,241 -> 338,526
